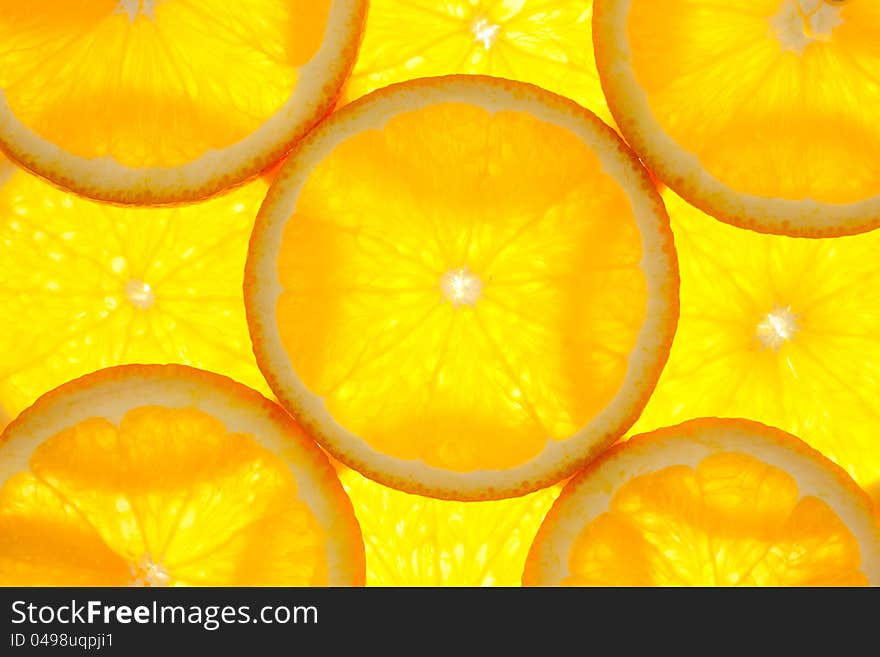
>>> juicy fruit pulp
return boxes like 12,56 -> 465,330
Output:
340,467 -> 560,585
1,407 -> 327,586
0,0 -> 327,167
565,453 -> 865,586
344,0 -> 612,124
595,0 -> 880,235
633,192 -> 880,504
0,157 -> 268,429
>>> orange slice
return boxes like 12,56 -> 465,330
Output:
339,466 -> 560,585
0,155 -> 269,432
342,0 -> 612,126
524,418 -> 880,586
0,0 -> 366,204
593,0 -> 880,236
632,191 -> 880,506
245,75 -> 678,500
0,365 -> 364,586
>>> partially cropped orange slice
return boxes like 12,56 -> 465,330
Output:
0,365 -> 364,586
594,0 -> 880,236
524,418 -> 880,586
0,0 -> 366,204
0,155 -> 268,431
245,75 -> 678,500
342,0 -> 612,126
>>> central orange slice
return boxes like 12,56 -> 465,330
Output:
245,76 -> 678,500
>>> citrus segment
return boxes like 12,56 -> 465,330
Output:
246,76 -> 678,500
0,365 -> 364,586
0,471 -> 132,586
524,419 -> 880,586
0,156 -> 269,430
340,467 -> 560,585
594,0 -> 880,235
0,0 -> 366,203
343,0 -> 612,125
632,191 -> 880,504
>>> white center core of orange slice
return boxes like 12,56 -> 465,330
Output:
472,18 -> 501,50
129,556 -> 170,587
441,267 -> 482,306
771,0 -> 844,54
116,0 -> 157,22
756,305 -> 799,350
125,279 -> 155,309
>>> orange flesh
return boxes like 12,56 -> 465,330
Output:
340,466 -> 560,585
0,0 -> 331,167
566,451 -> 866,586
276,102 -> 646,472
625,0 -> 880,204
343,0 -> 611,125
0,160 -> 269,427
632,191 -> 880,503
0,406 -> 328,585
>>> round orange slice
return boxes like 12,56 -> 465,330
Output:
593,0 -> 880,236
0,364 -> 365,586
523,418 -> 880,586
245,75 -> 679,501
0,0 -> 366,204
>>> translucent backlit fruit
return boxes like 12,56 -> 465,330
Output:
0,156 -> 268,431
632,191 -> 880,505
343,0 -> 612,125
340,466 -> 560,585
0,0 -> 366,204
245,75 -> 678,500
524,418 -> 880,586
0,365 -> 365,586
594,0 -> 880,236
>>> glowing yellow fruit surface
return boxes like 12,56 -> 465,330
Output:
0,406 -> 327,586
276,102 -> 646,473
340,467 -> 559,585
567,452 -> 865,586
632,191 -> 880,502
344,0 -> 611,124
0,158 -> 268,429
